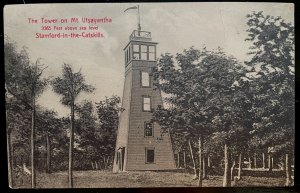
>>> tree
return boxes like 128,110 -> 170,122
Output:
51,64 -> 94,187
152,47 -> 247,186
95,95 -> 123,169
152,48 -> 207,186
25,60 -> 48,188
74,100 -> 99,170
50,116 -> 70,171
35,109 -> 62,173
5,37 -> 48,188
245,11 -> 294,185
5,38 -> 30,187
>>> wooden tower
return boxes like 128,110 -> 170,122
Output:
112,29 -> 176,172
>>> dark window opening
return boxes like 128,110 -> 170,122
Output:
145,122 -> 153,137
145,148 -> 155,163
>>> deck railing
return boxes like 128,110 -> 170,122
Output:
130,30 -> 152,41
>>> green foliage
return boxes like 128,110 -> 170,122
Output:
245,11 -> 294,74
95,96 -> 123,165
74,101 -> 99,163
5,37 -> 31,107
51,64 -> 95,106
245,11 -> 294,154
64,96 -> 123,170
153,47 -> 249,144
96,96 -> 122,131
153,12 -> 294,174
5,37 -> 48,110
5,37 -> 48,170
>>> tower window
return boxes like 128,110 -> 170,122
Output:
145,148 -> 155,163
143,96 -> 151,111
131,44 -> 156,61
128,46 -> 131,61
126,49 -> 129,63
141,71 -> 150,87
133,44 -> 139,51
148,46 -> 155,60
141,45 -> 148,60
144,122 -> 153,137
133,44 -> 140,59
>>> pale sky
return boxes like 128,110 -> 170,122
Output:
4,3 -> 294,117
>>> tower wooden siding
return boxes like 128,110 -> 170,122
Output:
115,69 -> 132,148
126,60 -> 175,170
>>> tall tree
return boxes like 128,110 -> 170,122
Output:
5,38 -> 30,187
152,47 -> 247,186
25,60 -> 48,187
245,11 -> 294,185
51,64 -> 94,187
5,37 -> 47,188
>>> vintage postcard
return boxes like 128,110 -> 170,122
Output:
4,2 -> 294,188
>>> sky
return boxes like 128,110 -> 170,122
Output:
4,3 -> 294,117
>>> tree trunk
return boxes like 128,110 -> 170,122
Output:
177,152 -> 180,168
100,159 -> 104,170
103,156 -> 106,169
106,156 -> 110,169
280,156 -> 285,170
105,156 -> 108,169
248,155 -> 251,169
31,94 -> 36,188
97,161 -> 100,170
208,155 -> 211,168
254,153 -> 257,169
198,136 -> 202,187
106,157 -> 108,169
223,143 -> 231,187
7,140 -> 13,187
203,155 -> 207,179
46,133 -> 51,173
237,153 -> 242,180
6,107 -> 13,188
183,151 -> 186,168
95,161 -> 98,170
285,153 -> 292,186
68,100 -> 75,188
188,139 -> 197,178
268,154 -> 272,171
262,153 -> 266,169
91,161 -> 94,170
231,160 -> 236,181
6,133 -> 13,188
106,156 -> 110,167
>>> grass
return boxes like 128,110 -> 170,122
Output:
13,170 -> 288,188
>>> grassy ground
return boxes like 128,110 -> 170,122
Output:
14,170 -> 287,188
